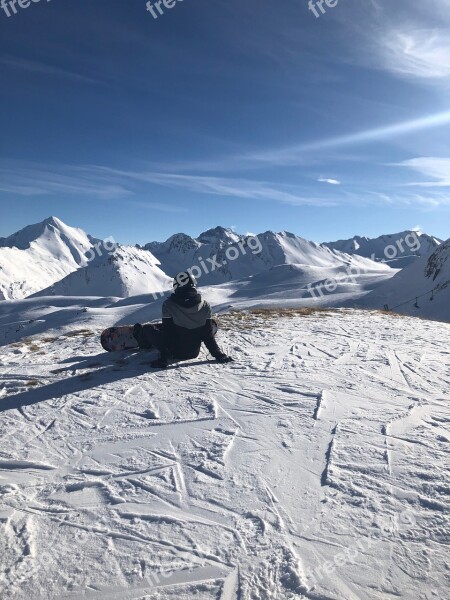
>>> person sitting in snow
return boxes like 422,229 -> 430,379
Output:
133,272 -> 233,369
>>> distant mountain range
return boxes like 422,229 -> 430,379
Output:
0,217 -> 447,321
323,231 -> 441,268
142,226 -> 391,286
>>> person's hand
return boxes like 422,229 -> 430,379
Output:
216,354 -> 233,364
150,358 -> 168,370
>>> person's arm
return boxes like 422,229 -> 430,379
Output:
201,304 -> 233,362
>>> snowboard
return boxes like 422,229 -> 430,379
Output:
101,325 -> 139,352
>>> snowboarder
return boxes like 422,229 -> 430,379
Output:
133,272 -> 233,369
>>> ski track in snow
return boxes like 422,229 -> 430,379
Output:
0,310 -> 449,599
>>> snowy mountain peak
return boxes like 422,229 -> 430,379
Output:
197,226 -> 240,245
1,216 -> 55,250
144,233 -> 201,256
0,215 -> 92,257
33,245 -> 170,298
277,230 -> 301,239
43,215 -> 64,227
0,217 -> 111,300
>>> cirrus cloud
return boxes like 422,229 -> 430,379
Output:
397,157 -> 450,187
380,28 -> 450,80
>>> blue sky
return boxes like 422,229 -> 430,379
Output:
1,0 -> 450,245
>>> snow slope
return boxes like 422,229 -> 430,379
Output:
0,306 -> 448,599
0,217 -> 107,301
200,262 -> 396,313
355,238 -> 450,322
144,227 -> 393,286
32,246 -> 171,299
324,231 -> 441,268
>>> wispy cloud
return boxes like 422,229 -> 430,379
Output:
0,162 -> 188,212
123,200 -> 188,213
396,157 -> 450,187
379,28 -> 450,80
334,1 -> 450,84
0,164 -> 131,199
0,57 -> 102,84
87,166 -> 450,210
91,167 -> 337,207
240,111 -> 450,167
370,190 -> 450,208
3,160 -> 450,214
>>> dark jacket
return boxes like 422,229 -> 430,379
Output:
159,291 -> 222,361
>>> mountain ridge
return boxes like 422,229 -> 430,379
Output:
323,230 -> 441,268
0,217 -> 444,305
142,226 -> 432,287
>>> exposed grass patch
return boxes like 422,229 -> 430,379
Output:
25,380 -> 40,387
23,341 -> 41,352
248,307 -> 333,318
65,330 -> 95,338
11,338 -> 42,352
217,307 -> 335,330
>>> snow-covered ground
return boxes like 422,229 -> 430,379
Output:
1,306 -> 449,600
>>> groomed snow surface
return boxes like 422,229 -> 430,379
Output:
0,308 -> 449,600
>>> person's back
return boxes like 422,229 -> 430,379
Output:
133,272 -> 232,369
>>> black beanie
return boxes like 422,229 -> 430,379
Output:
173,271 -> 197,294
